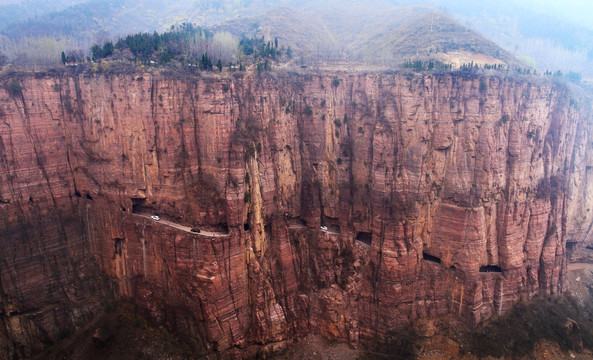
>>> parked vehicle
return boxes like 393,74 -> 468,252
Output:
190,228 -> 201,233
151,215 -> 160,221
320,226 -> 328,231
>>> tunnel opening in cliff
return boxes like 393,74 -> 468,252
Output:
131,197 -> 148,213
566,242 -> 578,258
215,223 -> 229,234
422,252 -> 442,263
288,217 -> 307,227
480,265 -> 502,273
356,232 -> 372,245
322,216 -> 340,233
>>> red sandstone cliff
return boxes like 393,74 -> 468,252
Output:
0,71 -> 592,358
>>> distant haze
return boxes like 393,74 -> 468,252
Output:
520,0 -> 593,29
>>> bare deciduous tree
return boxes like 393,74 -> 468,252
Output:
210,32 -> 240,64
0,52 -> 7,68
94,30 -> 111,47
66,49 -> 85,63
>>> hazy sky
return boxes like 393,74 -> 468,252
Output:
521,0 -> 593,29
0,0 -> 591,32
0,0 -> 591,28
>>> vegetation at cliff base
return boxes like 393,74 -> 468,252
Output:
470,294 -> 593,357
367,293 -> 593,359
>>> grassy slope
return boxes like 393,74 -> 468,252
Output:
213,5 -> 512,66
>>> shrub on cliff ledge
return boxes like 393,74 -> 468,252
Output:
8,79 -> 21,95
0,52 -> 7,68
479,79 -> 488,91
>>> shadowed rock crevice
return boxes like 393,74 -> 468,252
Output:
480,265 -> 502,273
422,251 -> 442,264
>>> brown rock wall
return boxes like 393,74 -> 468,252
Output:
0,71 -> 592,358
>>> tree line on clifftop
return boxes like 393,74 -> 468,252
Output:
56,23 -> 291,73
400,58 -> 582,84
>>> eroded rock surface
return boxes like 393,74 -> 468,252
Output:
0,71 -> 592,358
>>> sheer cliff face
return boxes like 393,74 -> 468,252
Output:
0,71 -> 592,357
